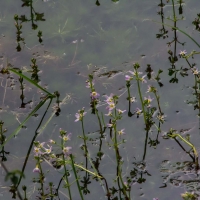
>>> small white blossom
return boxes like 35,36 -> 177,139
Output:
118,129 -> 125,136
130,97 -> 136,103
179,50 -> 187,57
117,109 -> 126,114
125,75 -> 133,81
106,102 -> 115,111
63,146 -> 72,156
107,123 -> 113,128
191,67 -> 200,75
90,91 -> 100,99
135,108 -> 142,115
33,166 -> 40,173
140,75 -> 147,83
104,93 -> 114,103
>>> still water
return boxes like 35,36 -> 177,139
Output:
0,0 -> 200,199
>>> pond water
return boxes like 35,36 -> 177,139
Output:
0,0 -> 200,200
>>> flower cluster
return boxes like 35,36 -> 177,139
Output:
104,93 -> 114,116
157,114 -> 166,123
75,107 -> 87,122
143,96 -> 154,107
86,75 -> 100,100
104,93 -> 126,136
59,128 -> 72,157
59,128 -> 72,141
125,70 -> 147,83
33,141 -> 52,157
33,141 -> 53,173
104,93 -> 116,116
33,129 -> 73,173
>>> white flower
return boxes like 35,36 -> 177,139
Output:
34,147 -> 41,156
44,145 -> 52,154
33,166 -> 40,173
135,108 -> 142,115
104,93 -> 114,103
179,50 -> 187,56
90,91 -> 100,99
140,75 -> 147,83
75,109 -> 87,122
49,139 -> 56,144
130,97 -> 136,103
118,129 -> 125,136
107,123 -> 113,128
129,70 -> 142,76
191,67 -> 200,75
125,75 -> 133,81
147,85 -> 155,93
157,114 -> 166,123
105,111 -> 112,116
117,109 -> 126,114
63,133 -> 72,141
106,102 -> 115,111
144,96 -> 153,104
63,146 -> 72,156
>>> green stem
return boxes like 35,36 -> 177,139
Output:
37,160 -> 45,197
170,133 -> 198,158
135,72 -> 147,126
152,20 -> 200,48
70,155 -> 84,200
171,0 -> 177,62
113,108 -> 128,199
171,0 -> 176,22
74,162 -> 102,179
17,97 -> 53,188
81,119 -> 88,154
96,109 -> 103,134
127,83 -> 131,99
153,92 -> 162,114
62,146 -> 72,200
101,112 -> 106,128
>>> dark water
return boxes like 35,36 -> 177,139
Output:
0,0 -> 200,199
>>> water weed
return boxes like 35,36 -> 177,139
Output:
1,0 -> 200,200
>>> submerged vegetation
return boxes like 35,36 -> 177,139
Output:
0,0 -> 200,199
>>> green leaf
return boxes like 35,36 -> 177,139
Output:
8,68 -> 55,97
35,12 -> 45,21
0,97 -> 50,149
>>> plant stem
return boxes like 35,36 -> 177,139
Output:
70,155 -> 84,200
112,107 -> 129,199
135,71 -> 147,126
61,146 -> 72,200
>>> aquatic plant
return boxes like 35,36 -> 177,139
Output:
1,0 -> 200,200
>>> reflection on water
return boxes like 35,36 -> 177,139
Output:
0,0 -> 200,200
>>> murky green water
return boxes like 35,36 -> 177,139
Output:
0,0 -> 200,199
